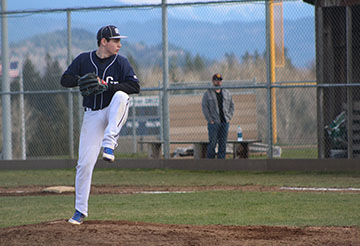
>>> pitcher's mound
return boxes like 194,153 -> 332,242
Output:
1,220 -> 359,246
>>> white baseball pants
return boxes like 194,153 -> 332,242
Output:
74,91 -> 130,217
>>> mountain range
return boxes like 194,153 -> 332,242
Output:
6,15 -> 315,70
3,0 -> 315,68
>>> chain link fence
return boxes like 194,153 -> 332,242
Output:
1,0 -> 355,160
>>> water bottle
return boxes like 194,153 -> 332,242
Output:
237,126 -> 243,141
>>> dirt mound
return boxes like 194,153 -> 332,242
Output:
1,220 -> 359,246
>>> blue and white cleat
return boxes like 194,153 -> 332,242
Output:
103,147 -> 115,163
68,210 -> 85,225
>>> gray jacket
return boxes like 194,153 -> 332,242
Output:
201,88 -> 234,124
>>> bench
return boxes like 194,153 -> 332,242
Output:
138,140 -> 261,159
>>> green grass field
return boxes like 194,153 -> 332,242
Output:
248,146 -> 318,159
1,169 -> 360,228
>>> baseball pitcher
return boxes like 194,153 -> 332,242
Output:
60,25 -> 140,225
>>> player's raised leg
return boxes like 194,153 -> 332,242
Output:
102,91 -> 130,162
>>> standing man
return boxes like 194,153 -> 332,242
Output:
202,73 -> 234,159
61,25 -> 140,225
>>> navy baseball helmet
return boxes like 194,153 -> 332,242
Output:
97,25 -> 128,41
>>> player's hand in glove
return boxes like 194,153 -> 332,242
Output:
78,73 -> 108,97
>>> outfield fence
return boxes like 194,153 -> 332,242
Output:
0,0 -> 358,160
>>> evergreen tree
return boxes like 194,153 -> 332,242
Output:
225,52 -> 237,69
21,57 -> 42,157
40,53 -> 68,156
22,56 -> 42,91
169,55 -> 179,82
253,50 -> 261,64
193,54 -> 205,72
183,52 -> 193,73
241,51 -> 252,64
283,47 -> 295,70
43,53 -> 63,90
127,53 -> 141,81
23,54 -> 69,157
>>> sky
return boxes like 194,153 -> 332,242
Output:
3,0 -> 315,67
6,0 -> 314,23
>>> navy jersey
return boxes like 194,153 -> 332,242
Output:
61,51 -> 140,110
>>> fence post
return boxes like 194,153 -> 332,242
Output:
158,80 -> 163,143
66,10 -> 74,159
346,6 -> 353,159
162,0 -> 170,159
316,6 -> 325,159
265,0 -> 273,158
19,70 -> 26,160
1,0 -> 12,160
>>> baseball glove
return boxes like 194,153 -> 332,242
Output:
78,73 -> 108,97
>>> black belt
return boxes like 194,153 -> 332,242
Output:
84,107 -> 101,112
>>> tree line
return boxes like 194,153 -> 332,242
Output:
8,54 -> 72,158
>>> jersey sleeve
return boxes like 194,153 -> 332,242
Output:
109,57 -> 140,94
60,53 -> 86,88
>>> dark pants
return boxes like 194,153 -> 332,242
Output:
207,122 -> 229,159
